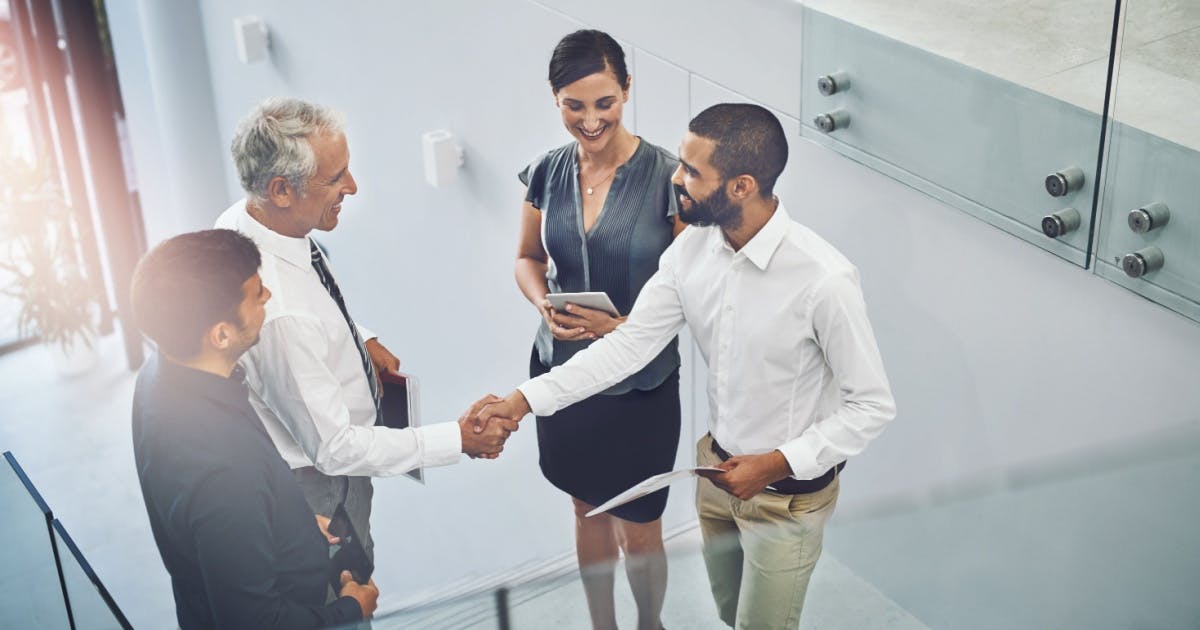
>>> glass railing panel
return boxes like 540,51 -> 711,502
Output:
370,526 -> 931,629
0,451 -> 71,629
500,533 -> 726,629
800,2 -> 1120,267
804,0 -> 1119,115
51,519 -> 132,629
824,444 -> 1200,628
368,450 -> 1197,629
1093,0 -> 1200,322
366,581 -> 501,629
367,533 -> 731,629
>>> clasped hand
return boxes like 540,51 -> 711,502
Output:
458,394 -> 520,459
539,298 -> 625,341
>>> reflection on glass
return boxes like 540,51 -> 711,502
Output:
805,0 -> 1119,114
373,537 -> 733,629
51,519 -> 131,630
801,2 -> 1115,266
1096,0 -> 1200,321
0,452 -> 71,628
824,447 -> 1200,629
1111,0 -> 1200,150
368,531 -> 930,629
369,583 -> 500,629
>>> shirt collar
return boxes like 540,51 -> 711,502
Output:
708,200 -> 791,271
152,351 -> 250,405
232,200 -> 315,270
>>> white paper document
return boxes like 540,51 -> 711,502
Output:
586,467 -> 724,517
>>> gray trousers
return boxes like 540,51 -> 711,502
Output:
293,467 -> 376,564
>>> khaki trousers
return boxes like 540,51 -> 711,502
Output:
696,434 -> 839,629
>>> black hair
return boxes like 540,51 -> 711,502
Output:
688,103 -> 789,197
130,229 -> 261,359
548,29 -> 629,93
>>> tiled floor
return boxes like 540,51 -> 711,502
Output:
805,0 -> 1200,150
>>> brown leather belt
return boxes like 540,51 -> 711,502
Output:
710,437 -> 843,495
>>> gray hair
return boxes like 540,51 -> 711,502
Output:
231,97 -> 346,203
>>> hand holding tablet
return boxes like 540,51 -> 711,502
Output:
545,291 -> 620,317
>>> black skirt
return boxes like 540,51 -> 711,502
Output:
530,347 -> 681,523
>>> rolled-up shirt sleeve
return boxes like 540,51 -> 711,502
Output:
520,245 -> 688,416
253,316 -> 461,478
777,272 -> 896,480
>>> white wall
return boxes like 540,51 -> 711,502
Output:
106,0 -> 228,241
108,0 -> 1200,604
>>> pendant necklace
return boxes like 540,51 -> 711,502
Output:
582,165 -> 617,196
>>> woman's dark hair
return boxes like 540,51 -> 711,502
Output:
548,29 -> 628,93
131,229 -> 261,359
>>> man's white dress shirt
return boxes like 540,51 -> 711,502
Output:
216,200 -> 461,476
519,203 -> 895,481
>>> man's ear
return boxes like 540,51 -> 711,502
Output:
727,174 -> 759,201
206,322 -> 234,352
266,176 -> 294,208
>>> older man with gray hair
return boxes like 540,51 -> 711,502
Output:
216,97 -> 517,562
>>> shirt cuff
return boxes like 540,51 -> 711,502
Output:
417,421 -> 462,466
357,324 -> 376,342
776,434 -> 833,481
517,378 -> 557,417
333,596 -> 364,623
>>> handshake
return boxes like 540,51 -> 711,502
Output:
456,391 -> 534,459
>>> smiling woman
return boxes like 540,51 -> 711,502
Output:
511,29 -> 687,630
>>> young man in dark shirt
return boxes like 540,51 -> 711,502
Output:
130,229 -> 378,629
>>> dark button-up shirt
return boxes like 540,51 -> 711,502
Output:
132,353 -> 362,629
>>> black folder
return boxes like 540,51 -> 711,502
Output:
378,371 -> 425,483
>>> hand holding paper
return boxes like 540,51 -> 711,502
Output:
700,450 -> 794,501
586,467 -> 724,517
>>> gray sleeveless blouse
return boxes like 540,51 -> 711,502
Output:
518,138 -> 681,395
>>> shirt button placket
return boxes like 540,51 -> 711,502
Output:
717,262 -> 735,424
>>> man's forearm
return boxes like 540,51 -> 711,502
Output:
518,323 -> 662,416
312,422 -> 461,477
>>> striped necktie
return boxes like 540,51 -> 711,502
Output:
309,240 -> 382,424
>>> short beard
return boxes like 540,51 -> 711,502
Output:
675,182 -> 743,231
231,316 -> 261,353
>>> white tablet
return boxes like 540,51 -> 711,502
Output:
546,292 -> 620,317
